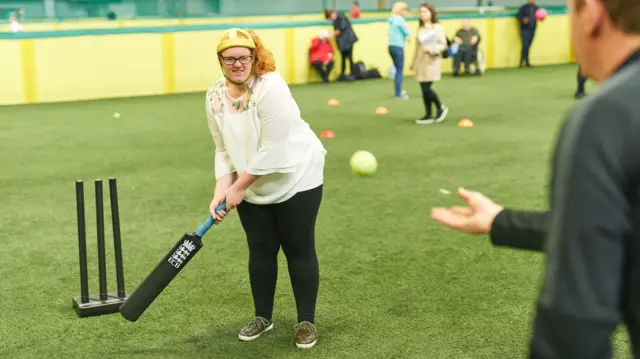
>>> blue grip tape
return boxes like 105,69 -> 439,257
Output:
195,201 -> 227,238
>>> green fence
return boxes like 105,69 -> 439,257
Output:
1,0 -> 567,19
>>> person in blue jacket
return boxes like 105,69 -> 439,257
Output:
388,2 -> 411,99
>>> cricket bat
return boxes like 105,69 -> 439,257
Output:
119,202 -> 227,322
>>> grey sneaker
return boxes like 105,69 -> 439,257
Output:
294,321 -> 318,349
395,89 -> 409,100
238,316 -> 273,341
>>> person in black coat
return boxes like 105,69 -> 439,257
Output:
516,0 -> 540,67
324,9 -> 359,81
430,0 -> 640,349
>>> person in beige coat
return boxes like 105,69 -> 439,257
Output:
410,3 -> 449,125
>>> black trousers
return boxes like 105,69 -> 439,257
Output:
311,60 -> 334,83
577,66 -> 588,94
453,46 -> 475,73
520,28 -> 535,66
340,47 -> 353,76
420,82 -> 442,118
236,185 -> 323,323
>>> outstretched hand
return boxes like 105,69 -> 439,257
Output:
431,188 -> 504,234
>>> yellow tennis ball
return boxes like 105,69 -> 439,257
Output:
350,150 -> 377,176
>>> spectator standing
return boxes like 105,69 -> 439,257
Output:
411,3 -> 448,124
324,9 -> 358,81
388,1 -> 411,99
517,0 -> 540,67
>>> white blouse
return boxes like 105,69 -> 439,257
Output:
417,28 -> 437,49
205,72 -> 327,205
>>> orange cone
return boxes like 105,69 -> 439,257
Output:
375,106 -> 388,115
457,118 -> 474,127
327,98 -> 340,106
320,130 -> 336,138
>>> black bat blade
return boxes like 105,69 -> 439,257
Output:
119,233 -> 203,322
119,203 -> 225,322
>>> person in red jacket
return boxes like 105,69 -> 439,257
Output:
350,1 -> 361,19
309,29 -> 335,83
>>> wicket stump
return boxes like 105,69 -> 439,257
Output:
73,178 -> 128,317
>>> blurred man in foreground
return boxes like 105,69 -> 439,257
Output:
431,0 -> 640,357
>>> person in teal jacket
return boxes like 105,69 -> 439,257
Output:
388,2 -> 411,99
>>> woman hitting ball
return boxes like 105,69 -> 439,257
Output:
204,28 -> 327,349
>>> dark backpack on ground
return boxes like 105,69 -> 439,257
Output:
351,61 -> 382,80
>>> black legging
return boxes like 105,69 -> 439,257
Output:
577,66 -> 588,94
420,82 -> 442,118
236,185 -> 323,323
340,47 -> 353,76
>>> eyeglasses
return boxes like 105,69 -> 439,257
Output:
221,56 -> 253,65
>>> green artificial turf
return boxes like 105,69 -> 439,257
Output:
0,64 -> 630,359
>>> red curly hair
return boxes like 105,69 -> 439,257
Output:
218,29 -> 276,76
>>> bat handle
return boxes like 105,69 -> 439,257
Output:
196,201 -> 227,238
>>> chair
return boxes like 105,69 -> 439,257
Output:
474,46 -> 486,74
